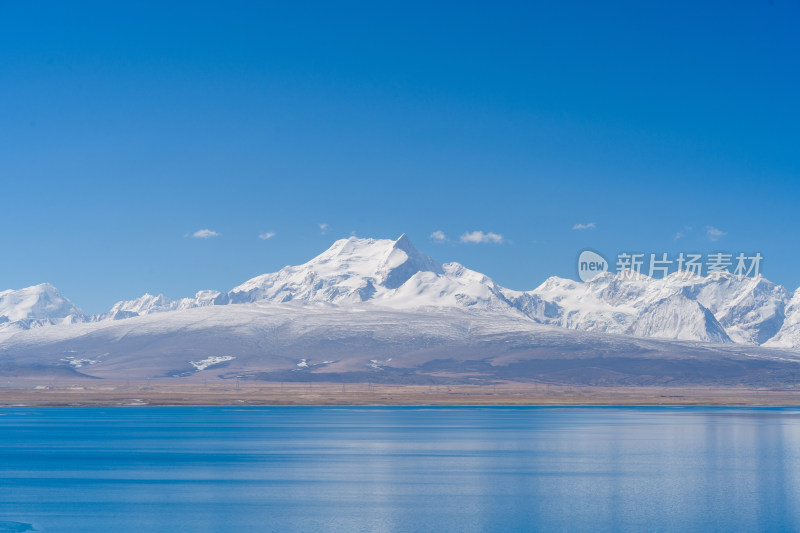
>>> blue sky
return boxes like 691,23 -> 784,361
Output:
1,1 -> 798,313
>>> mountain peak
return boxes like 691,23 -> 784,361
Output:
228,234 -> 443,303
0,283 -> 86,323
393,232 -> 411,249
105,293 -> 175,319
380,234 -> 442,289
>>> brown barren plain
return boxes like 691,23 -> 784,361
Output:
1,380 -> 799,407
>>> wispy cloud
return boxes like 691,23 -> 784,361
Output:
705,226 -> 726,241
190,229 -> 220,239
460,230 -> 504,244
430,230 -> 446,242
319,223 -> 328,235
674,226 -> 693,240
572,222 -> 596,230
258,231 -> 276,240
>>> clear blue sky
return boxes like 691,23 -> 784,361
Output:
1,1 -> 798,313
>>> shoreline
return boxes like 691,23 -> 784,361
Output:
1,382 -> 799,407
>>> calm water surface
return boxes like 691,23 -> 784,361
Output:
0,407 -> 798,532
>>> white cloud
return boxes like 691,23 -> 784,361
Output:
674,226 -> 693,240
190,229 -> 220,239
459,230 -> 504,244
572,222 -> 596,230
319,223 -> 328,235
430,230 -> 446,242
705,226 -> 726,241
258,231 -> 276,240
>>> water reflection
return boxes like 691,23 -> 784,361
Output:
0,407 -> 798,532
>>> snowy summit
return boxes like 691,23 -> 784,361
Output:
1,234 -> 800,349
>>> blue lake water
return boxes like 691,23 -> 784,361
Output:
0,407 -> 799,532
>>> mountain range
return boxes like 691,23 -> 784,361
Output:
2,234 -> 800,384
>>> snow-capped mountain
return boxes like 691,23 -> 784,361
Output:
226,234 -> 434,304
227,234 -> 523,316
1,234 -> 798,349
764,288 -> 800,349
101,290 -> 224,320
627,292 -> 731,343
685,273 -> 788,344
105,293 -> 175,320
0,283 -> 87,331
524,270 -> 787,344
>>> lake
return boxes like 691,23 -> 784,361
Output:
0,407 -> 798,532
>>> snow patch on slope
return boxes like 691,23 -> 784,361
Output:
189,355 -> 235,371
